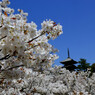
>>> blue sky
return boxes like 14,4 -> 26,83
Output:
9,0 -> 95,66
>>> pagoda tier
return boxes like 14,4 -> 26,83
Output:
60,57 -> 78,65
62,64 -> 77,71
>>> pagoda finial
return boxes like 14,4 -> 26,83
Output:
68,48 -> 70,58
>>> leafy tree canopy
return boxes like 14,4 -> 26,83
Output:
77,58 -> 90,71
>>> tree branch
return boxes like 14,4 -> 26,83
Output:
0,54 -> 11,61
0,35 -> 7,40
24,45 -> 39,51
27,32 -> 45,43
1,64 -> 24,72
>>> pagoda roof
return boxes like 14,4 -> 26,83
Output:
60,49 -> 78,64
60,57 -> 78,64
62,64 -> 77,68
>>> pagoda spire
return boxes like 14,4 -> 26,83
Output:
68,48 -> 70,58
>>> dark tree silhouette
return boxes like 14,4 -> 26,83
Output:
91,63 -> 95,73
77,58 -> 90,71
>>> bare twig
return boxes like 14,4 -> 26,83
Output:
0,54 -> 11,61
24,45 -> 39,51
27,32 -> 45,43
0,35 -> 7,40
1,64 -> 24,72
6,64 -> 24,70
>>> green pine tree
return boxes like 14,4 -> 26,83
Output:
91,63 -> 95,73
77,58 -> 90,71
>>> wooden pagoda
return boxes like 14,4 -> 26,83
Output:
60,49 -> 78,71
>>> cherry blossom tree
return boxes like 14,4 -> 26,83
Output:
0,0 -> 63,72
0,0 -> 95,95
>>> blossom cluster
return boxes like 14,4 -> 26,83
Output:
0,66 -> 95,95
0,0 -> 63,71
